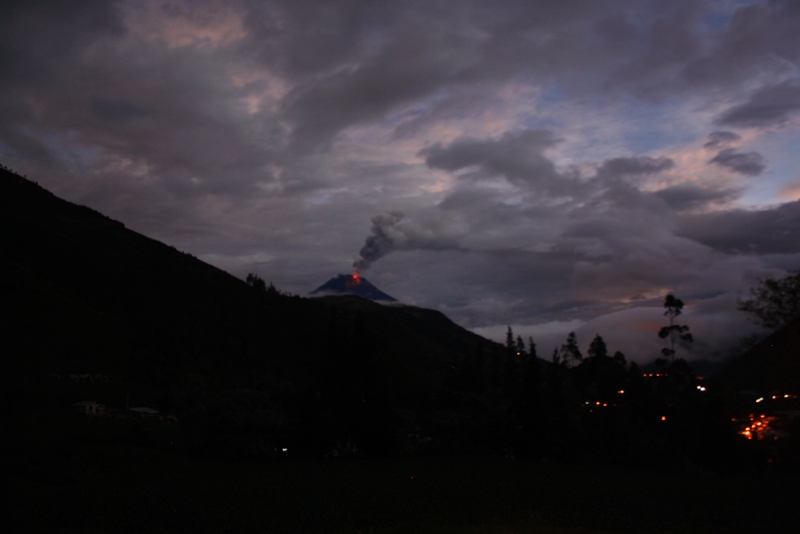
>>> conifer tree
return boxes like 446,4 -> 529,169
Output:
516,335 -> 527,359
560,332 -> 583,367
587,334 -> 608,360
522,337 -> 540,397
504,327 -> 520,397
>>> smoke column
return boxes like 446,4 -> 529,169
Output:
353,211 -> 404,272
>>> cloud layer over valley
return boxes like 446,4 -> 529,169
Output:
3,0 -> 800,363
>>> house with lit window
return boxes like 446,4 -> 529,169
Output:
73,401 -> 105,416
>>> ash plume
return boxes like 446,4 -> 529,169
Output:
353,211 -> 405,272
352,211 -> 464,272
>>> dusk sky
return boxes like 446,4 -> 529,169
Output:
3,0 -> 800,363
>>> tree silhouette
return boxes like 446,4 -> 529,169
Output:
523,337 -> 538,388
577,334 -> 627,406
516,335 -> 526,358
516,336 -> 542,459
587,334 -> 609,360
504,327 -> 521,398
657,294 -> 693,365
738,269 -> 800,329
505,326 -> 514,349
245,273 -> 267,292
559,332 -> 583,368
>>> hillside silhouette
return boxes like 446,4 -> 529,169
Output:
1,166 -> 505,455
710,319 -> 800,397
4,166 -> 799,467
5,167 -> 800,533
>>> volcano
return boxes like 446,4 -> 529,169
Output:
310,273 -> 397,302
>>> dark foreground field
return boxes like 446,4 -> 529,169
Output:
5,422 -> 799,534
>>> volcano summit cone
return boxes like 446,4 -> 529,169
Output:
310,274 -> 396,302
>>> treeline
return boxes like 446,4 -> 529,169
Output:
7,170 -> 794,476
427,296 -> 742,469
434,326 -> 731,468
162,288 -> 752,472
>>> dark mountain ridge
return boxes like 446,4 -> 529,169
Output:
5,166 -> 798,468
0,167 -> 501,414
709,319 -> 800,396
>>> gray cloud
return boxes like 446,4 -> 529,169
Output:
709,148 -> 766,176
703,131 -> 740,149
717,80 -> 800,128
245,1 -> 494,153
677,201 -> 800,255
242,0 -> 800,152
596,156 -> 675,179
0,0 -> 125,84
2,0 -> 800,367
0,0 -> 125,172
241,1 -> 369,76
419,130 -> 567,192
654,184 -> 740,212
0,5 -> 286,200
682,1 -> 800,89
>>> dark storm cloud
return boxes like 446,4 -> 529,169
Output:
677,201 -> 800,255
680,1 -> 800,85
596,0 -> 800,100
4,0 -> 799,178
240,0 -> 800,152
543,173 -> 762,320
419,130 -> 567,191
0,0 -> 125,83
709,148 -> 766,176
2,0 -> 799,365
606,3 -> 703,98
85,52 -> 279,196
0,0 -> 284,200
596,156 -> 675,179
279,32 -> 469,153
0,0 -> 125,170
654,184 -> 740,212
427,147 -> 704,315
241,0 -> 375,76
390,93 -> 487,140
244,1 -> 491,152
431,169 -> 691,315
717,80 -> 800,128
703,131 -> 740,149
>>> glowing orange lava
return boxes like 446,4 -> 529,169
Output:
346,272 -> 362,289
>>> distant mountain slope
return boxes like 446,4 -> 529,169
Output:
310,273 -> 396,301
0,167 -> 305,385
0,167 -> 500,409
709,319 -> 800,396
